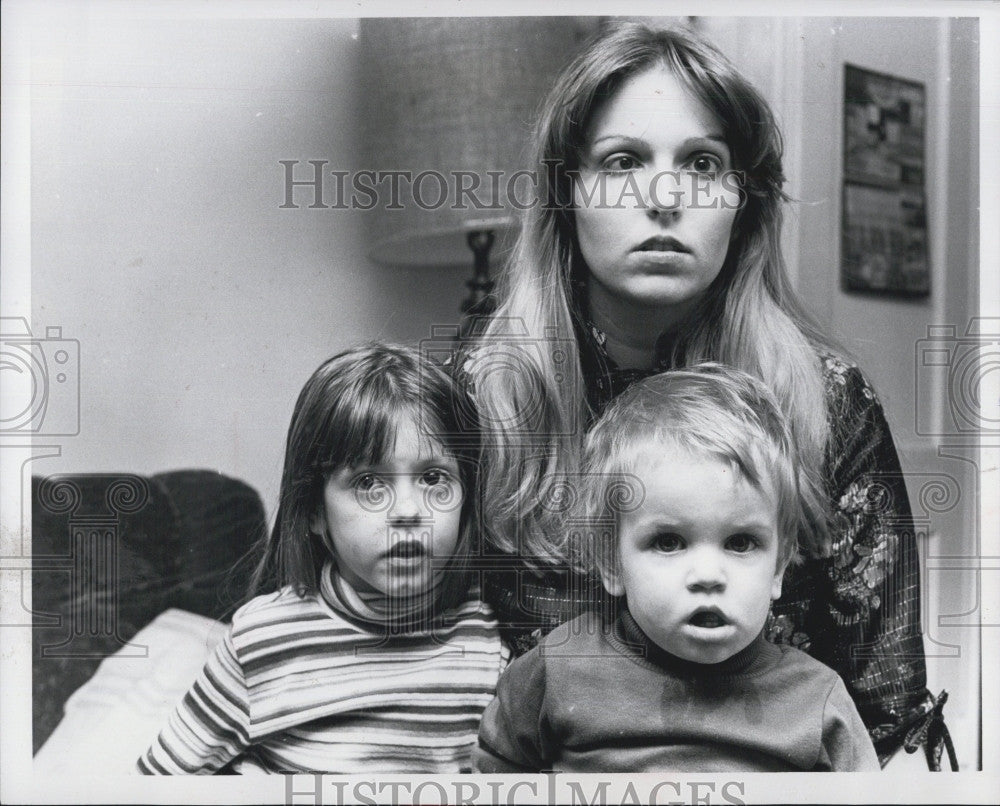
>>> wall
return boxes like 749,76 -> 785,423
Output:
794,17 -> 981,770
28,14 -> 470,510
701,15 -> 982,768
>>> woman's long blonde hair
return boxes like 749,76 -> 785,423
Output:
471,23 -> 837,568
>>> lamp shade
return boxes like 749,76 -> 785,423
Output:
359,17 -> 597,267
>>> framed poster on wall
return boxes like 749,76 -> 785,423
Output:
841,64 -> 930,296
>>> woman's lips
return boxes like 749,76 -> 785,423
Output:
635,235 -> 689,253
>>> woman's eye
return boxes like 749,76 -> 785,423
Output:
420,468 -> 451,486
653,533 -> 684,553
687,153 -> 723,175
727,533 -> 758,553
601,153 -> 639,172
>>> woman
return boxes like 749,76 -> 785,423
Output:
459,22 -> 953,769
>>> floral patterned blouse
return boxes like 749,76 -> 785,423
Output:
467,318 -> 953,769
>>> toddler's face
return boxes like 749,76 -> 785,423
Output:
311,417 -> 463,598
601,445 -> 785,664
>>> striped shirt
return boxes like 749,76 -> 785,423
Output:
136,586 -> 507,774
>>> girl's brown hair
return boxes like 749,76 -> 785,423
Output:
250,343 -> 479,611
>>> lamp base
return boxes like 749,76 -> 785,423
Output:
461,281 -> 496,315
460,229 -> 498,315
459,229 -> 499,339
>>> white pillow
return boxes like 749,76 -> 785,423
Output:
34,608 -> 225,777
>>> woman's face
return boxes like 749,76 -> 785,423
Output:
574,65 -> 741,324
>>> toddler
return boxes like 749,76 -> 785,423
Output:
475,364 -> 879,772
139,343 -> 506,774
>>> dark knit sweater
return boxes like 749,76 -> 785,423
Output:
475,607 -> 879,772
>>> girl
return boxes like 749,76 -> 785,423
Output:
461,22 -> 953,768
138,343 -> 506,774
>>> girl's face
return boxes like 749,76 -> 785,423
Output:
311,416 -> 463,598
574,65 -> 740,326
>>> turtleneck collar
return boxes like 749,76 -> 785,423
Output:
318,559 -> 440,631
612,603 -> 779,678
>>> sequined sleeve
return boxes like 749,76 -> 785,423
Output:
770,355 -> 946,767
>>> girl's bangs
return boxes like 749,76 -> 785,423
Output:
316,397 -> 455,472
315,388 -> 410,471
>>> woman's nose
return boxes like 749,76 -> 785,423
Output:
645,169 -> 683,221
